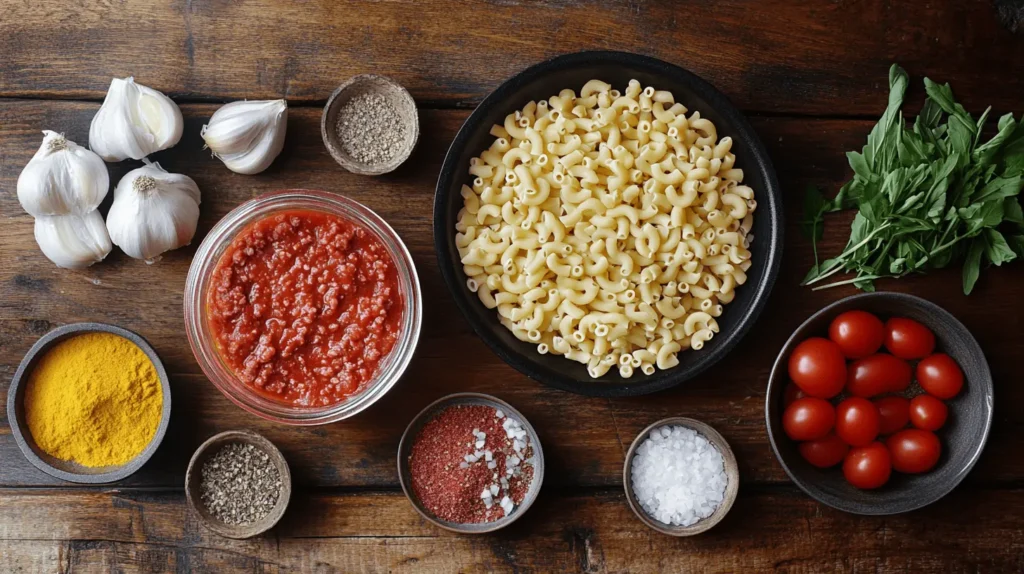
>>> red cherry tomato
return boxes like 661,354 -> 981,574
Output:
787,337 -> 847,399
874,396 -> 910,435
909,394 -> 948,431
829,310 -> 885,359
783,383 -> 807,408
846,354 -> 913,397
916,353 -> 964,399
884,317 -> 936,360
798,433 -> 850,468
887,429 -> 942,473
835,397 -> 881,447
843,442 -> 891,489
783,397 -> 836,441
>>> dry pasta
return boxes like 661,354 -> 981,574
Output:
455,79 -> 755,379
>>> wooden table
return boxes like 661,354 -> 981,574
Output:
2,1 -> 1023,571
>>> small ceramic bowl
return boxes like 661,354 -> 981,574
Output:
765,292 -> 994,515
623,417 -> 739,536
321,74 -> 419,175
6,322 -> 172,484
397,393 -> 545,534
185,430 -> 292,539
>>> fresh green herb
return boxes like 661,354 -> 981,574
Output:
802,64 -> 1024,294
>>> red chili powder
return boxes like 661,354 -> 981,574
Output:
409,405 -> 534,524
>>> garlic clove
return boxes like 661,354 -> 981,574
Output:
107,162 -> 201,263
17,131 -> 109,217
201,99 -> 287,174
89,77 -> 183,162
34,210 -> 112,269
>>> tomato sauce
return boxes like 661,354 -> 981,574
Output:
207,210 -> 404,407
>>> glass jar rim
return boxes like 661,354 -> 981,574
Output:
184,190 -> 422,425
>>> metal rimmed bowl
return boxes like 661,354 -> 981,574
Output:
623,417 -> 739,536
433,50 -> 783,397
184,189 -> 423,425
185,430 -> 292,539
397,393 -> 545,534
765,292 -> 994,515
321,74 -> 420,176
6,322 -> 172,484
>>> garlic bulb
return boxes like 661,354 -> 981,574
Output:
201,99 -> 288,174
17,131 -> 109,217
106,162 -> 201,263
34,211 -> 112,269
89,77 -> 183,161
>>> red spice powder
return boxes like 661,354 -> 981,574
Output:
409,405 -> 534,524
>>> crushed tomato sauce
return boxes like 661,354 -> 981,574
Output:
207,210 -> 403,407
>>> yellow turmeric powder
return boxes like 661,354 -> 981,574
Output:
24,332 -> 163,468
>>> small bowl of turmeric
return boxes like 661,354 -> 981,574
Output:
6,322 -> 171,483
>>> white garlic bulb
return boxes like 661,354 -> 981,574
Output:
89,77 -> 183,161
201,99 -> 288,174
34,211 -> 112,269
17,131 -> 109,217
106,162 -> 201,264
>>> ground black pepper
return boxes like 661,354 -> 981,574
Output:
199,442 -> 282,526
334,92 -> 407,165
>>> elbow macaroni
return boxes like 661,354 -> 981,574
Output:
456,79 -> 756,379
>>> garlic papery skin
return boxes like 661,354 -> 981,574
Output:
201,99 -> 288,174
17,131 -> 109,217
106,162 -> 201,263
89,77 -> 184,161
34,211 -> 112,269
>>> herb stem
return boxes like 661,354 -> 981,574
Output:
802,222 -> 892,286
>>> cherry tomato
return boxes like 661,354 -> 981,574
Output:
783,383 -> 807,408
835,397 -> 881,447
909,394 -> 948,431
884,317 -> 936,360
846,354 -> 913,397
798,433 -> 850,468
829,310 -> 885,359
788,337 -> 847,399
874,396 -> 910,435
887,429 -> 942,473
843,442 -> 891,489
916,353 -> 964,399
783,397 -> 836,441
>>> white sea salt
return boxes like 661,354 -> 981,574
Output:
630,425 -> 728,527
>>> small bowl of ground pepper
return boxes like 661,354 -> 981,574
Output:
398,393 -> 545,533
6,322 -> 171,484
185,430 -> 292,539
321,74 -> 419,175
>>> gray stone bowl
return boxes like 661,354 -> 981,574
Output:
623,417 -> 739,536
398,393 -> 545,534
765,292 -> 994,515
6,322 -> 172,484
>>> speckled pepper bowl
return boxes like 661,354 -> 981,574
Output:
433,50 -> 783,397
6,322 -> 172,484
766,292 -> 994,515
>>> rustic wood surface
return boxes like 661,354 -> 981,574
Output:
2,1 -> 1023,572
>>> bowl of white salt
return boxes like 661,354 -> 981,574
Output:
623,417 -> 739,536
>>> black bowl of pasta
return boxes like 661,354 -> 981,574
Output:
433,51 -> 782,397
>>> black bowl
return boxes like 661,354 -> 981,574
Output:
433,51 -> 783,396
765,292 -> 994,515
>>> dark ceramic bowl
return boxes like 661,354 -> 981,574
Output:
6,323 -> 172,484
433,51 -> 783,397
766,292 -> 994,515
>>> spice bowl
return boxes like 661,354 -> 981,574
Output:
185,430 -> 292,539
321,74 -> 419,175
6,322 -> 172,484
623,417 -> 739,536
398,393 -> 545,534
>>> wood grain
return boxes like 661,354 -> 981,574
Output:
0,1 -> 1022,116
1,488 -> 1023,572
1,101 -> 1021,491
